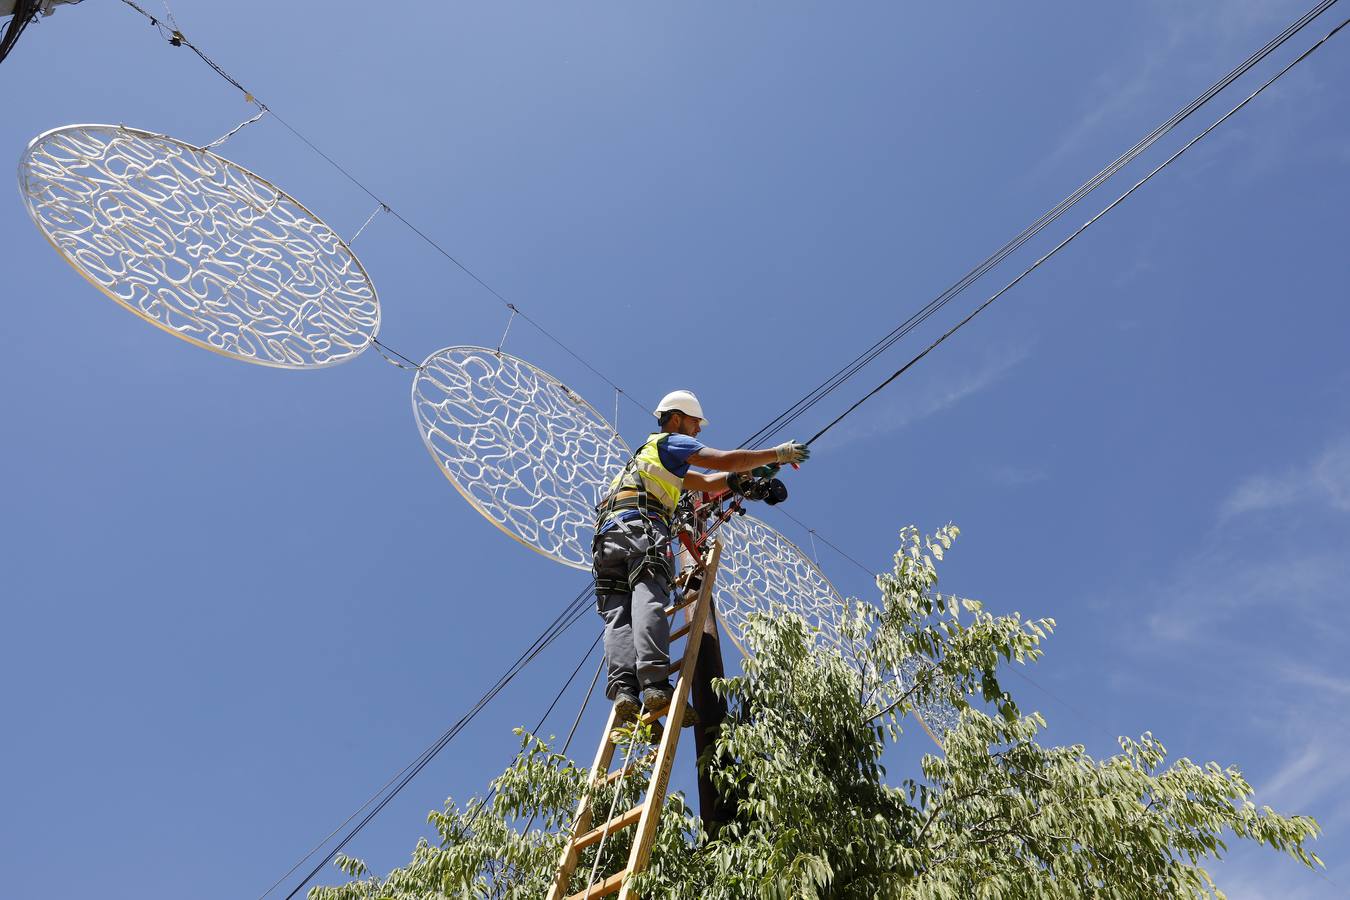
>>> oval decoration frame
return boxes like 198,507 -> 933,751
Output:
18,124 -> 380,368
412,346 -> 631,570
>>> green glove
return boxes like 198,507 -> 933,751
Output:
750,463 -> 781,479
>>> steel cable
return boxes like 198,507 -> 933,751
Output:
803,14 -> 1350,448
262,585 -> 595,900
740,0 -> 1341,449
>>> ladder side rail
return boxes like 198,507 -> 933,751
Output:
546,702 -> 622,900
616,540 -> 722,900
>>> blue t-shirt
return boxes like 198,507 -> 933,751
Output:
656,433 -> 705,478
598,433 -> 706,533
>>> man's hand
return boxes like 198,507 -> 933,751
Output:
773,441 -> 810,465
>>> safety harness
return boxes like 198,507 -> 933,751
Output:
593,433 -> 684,594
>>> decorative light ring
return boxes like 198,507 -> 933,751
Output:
412,346 -> 630,570
891,656 -> 959,745
18,124 -> 379,368
714,513 -> 954,747
715,513 -> 854,660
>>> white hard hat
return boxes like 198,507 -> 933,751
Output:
654,389 -> 707,423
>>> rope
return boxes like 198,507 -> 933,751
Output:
349,203 -> 389,245
741,0 -> 1342,450
583,730 -> 640,900
806,529 -> 821,569
496,304 -> 518,354
368,337 -> 422,371
804,13 -> 1350,448
201,106 -> 267,149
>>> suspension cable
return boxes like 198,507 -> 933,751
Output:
804,13 -> 1350,448
262,585 -> 594,900
741,0 -> 1342,449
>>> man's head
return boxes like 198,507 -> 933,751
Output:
654,390 -> 705,438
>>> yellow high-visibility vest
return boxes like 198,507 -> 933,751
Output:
603,432 -> 685,517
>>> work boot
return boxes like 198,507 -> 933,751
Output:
641,683 -> 697,728
613,692 -> 640,726
608,693 -> 642,745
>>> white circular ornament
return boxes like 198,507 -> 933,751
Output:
18,124 -> 379,368
716,513 -> 854,659
412,347 -> 630,570
714,513 -> 954,747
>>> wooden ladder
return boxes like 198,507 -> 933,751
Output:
546,540 -> 722,900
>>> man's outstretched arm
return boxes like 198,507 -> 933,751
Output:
688,440 -> 809,473
682,468 -> 732,493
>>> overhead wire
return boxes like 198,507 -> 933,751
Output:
116,0 -> 650,417
805,12 -> 1349,447
740,0 -> 1342,450
0,0 -> 42,64
114,0 -> 934,602
107,0 -> 1348,892
286,13 -> 1346,892
259,583 -> 595,900
460,631 -> 604,837
97,14 -> 679,893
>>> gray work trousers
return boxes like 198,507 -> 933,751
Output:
593,516 -> 673,701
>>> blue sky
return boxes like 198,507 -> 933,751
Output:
3,2 -> 1348,898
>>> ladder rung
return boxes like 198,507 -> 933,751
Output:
564,869 -> 628,900
600,751 -> 654,786
667,655 -> 687,676
664,593 -> 698,618
670,620 -> 692,641
572,803 -> 643,851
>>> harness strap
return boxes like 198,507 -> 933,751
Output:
593,435 -> 679,593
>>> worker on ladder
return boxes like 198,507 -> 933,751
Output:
593,389 -> 810,728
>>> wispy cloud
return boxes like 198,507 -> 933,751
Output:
1035,0 -> 1330,184
1220,437 -> 1350,520
1133,436 -> 1350,642
1255,685 -> 1350,830
985,462 -> 1049,488
814,341 -> 1032,450
1212,860 -> 1339,900
1278,663 -> 1350,700
1144,548 -> 1348,643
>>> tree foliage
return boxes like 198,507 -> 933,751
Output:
312,526 -> 1321,900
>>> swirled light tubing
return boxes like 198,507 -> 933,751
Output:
716,513 -> 954,746
716,513 -> 855,661
18,124 -> 380,368
412,346 -> 631,570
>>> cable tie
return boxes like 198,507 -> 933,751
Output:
495,305 -> 518,355
201,106 -> 267,150
370,337 -> 420,371
349,203 -> 387,245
